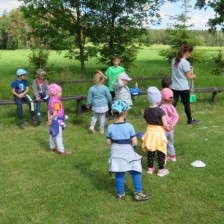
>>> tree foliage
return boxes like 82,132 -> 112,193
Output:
19,0 -> 164,77
159,0 -> 201,63
195,0 -> 224,32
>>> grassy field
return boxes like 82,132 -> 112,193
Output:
0,46 -> 224,223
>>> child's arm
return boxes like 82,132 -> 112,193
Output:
106,138 -> 112,145
97,70 -> 108,80
47,110 -> 57,126
143,119 -> 148,125
12,86 -> 29,99
131,136 -> 138,147
161,115 -> 168,130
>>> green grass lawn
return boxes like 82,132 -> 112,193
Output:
0,46 -> 224,223
1,98 -> 224,224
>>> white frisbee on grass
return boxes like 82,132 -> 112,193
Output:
191,160 -> 206,168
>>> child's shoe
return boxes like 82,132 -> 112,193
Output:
89,127 -> 95,133
157,169 -> 169,177
37,114 -> 42,125
117,193 -> 125,200
60,150 -> 71,155
100,129 -> 104,134
167,155 -> 176,162
134,192 -> 149,201
20,119 -> 25,129
50,148 -> 57,153
147,167 -> 154,174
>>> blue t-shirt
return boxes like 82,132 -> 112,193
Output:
11,79 -> 29,94
106,122 -> 136,144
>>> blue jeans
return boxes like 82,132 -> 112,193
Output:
166,130 -> 175,156
14,95 -> 35,120
35,93 -> 49,116
115,171 -> 142,195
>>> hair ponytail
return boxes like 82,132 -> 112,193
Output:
175,44 -> 193,67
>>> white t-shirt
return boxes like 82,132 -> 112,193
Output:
171,58 -> 191,90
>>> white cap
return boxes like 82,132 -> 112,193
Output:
119,72 -> 132,81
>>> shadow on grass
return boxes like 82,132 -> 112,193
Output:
73,162 -> 138,198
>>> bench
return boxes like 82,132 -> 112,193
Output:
0,95 -> 87,116
134,87 -> 224,103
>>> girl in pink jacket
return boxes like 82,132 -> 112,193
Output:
160,88 -> 179,162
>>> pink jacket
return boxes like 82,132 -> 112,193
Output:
160,104 -> 179,132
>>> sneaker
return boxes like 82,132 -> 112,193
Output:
157,169 -> 169,177
117,193 -> 125,200
20,120 -> 25,129
89,127 -> 95,133
188,118 -> 200,125
60,150 -> 71,155
134,192 -> 149,201
50,148 -> 57,153
100,129 -> 104,134
31,117 -> 37,127
147,167 -> 154,174
166,155 -> 176,162
37,115 -> 42,125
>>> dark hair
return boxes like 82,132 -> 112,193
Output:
175,44 -> 193,67
161,77 -> 172,89
112,110 -> 124,118
113,55 -> 120,61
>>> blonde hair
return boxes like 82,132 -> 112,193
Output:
93,70 -> 105,85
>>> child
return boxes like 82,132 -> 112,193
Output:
86,71 -> 112,134
161,77 -> 172,89
160,88 -> 179,162
107,100 -> 149,201
32,68 -> 49,124
105,55 -> 125,118
113,72 -> 133,105
142,87 -> 169,177
47,84 -> 71,155
11,68 -> 36,128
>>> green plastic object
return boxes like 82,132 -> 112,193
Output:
190,94 -> 197,103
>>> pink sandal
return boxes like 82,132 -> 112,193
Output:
60,150 -> 71,155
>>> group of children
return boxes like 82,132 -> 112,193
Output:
11,54 -> 179,201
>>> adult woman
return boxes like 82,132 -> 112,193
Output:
171,44 -> 199,125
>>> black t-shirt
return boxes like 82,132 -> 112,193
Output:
143,107 -> 165,126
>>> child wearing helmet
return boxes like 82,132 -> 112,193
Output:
160,88 -> 179,162
106,100 -> 149,201
142,86 -> 169,177
32,68 -> 49,124
47,84 -> 71,155
11,68 -> 36,128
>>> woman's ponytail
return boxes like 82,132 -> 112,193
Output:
175,44 -> 193,67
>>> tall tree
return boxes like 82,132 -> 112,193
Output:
20,0 -> 90,78
159,0 -> 200,62
0,11 -> 10,49
195,0 -> 224,32
83,0 -> 164,69
19,0 -> 167,77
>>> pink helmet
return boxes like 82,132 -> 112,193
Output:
48,84 -> 62,96
161,88 -> 173,100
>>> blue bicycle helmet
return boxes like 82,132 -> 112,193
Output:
111,100 -> 131,113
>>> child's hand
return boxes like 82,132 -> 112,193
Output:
47,120 -> 52,126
